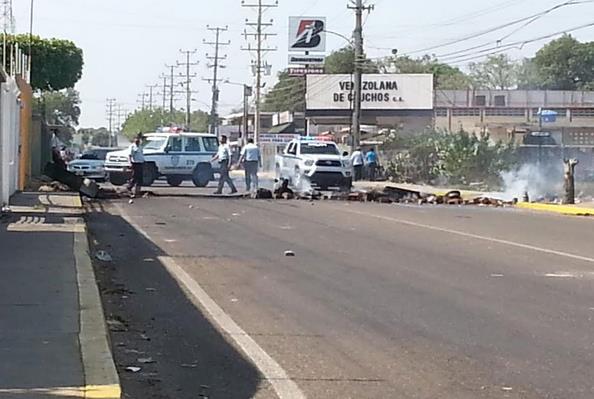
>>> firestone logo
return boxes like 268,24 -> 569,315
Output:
291,19 -> 325,49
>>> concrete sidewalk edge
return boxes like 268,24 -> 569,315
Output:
516,202 -> 594,217
74,196 -> 121,399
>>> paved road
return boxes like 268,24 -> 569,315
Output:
89,196 -> 594,399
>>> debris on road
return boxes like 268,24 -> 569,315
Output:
138,357 -> 156,364
95,250 -> 113,262
284,250 -> 296,257
125,366 -> 141,373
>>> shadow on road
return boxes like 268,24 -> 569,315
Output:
87,202 -> 262,399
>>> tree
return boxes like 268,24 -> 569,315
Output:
532,35 -> 594,90
380,55 -> 472,89
4,35 -> 83,91
121,108 -> 209,139
262,71 -> 305,112
35,89 -> 81,127
324,46 -> 378,74
469,54 -> 518,90
516,58 -> 540,90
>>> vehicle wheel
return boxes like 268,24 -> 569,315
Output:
109,173 -> 127,186
192,164 -> 212,187
166,175 -> 184,187
143,164 -> 157,186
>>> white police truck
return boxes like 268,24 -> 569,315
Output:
275,138 -> 352,190
104,130 -> 220,187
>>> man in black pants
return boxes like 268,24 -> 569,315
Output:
127,134 -> 145,198
212,135 -> 237,195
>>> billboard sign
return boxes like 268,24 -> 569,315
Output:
306,74 -> 434,110
289,17 -> 326,52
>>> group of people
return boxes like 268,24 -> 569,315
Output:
211,135 -> 261,195
350,147 -> 379,182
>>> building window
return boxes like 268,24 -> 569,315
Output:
474,95 -> 486,106
435,108 -> 448,117
452,108 -> 481,117
572,108 -> 594,117
485,108 -> 525,117
494,95 -> 506,106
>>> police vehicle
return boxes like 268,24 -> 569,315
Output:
275,137 -> 352,190
104,128 -> 220,187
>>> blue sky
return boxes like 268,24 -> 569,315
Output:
12,0 -> 594,127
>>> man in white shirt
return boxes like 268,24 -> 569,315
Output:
351,147 -> 365,181
238,138 -> 261,192
127,134 -> 145,197
212,135 -> 238,195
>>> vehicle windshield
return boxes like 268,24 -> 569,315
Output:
301,143 -> 340,155
81,150 -> 109,160
143,137 -> 167,151
202,137 -> 219,152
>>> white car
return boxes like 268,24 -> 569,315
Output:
275,138 -> 352,190
67,148 -> 118,181
104,131 -> 220,187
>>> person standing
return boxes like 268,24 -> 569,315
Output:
238,138 -> 261,192
212,135 -> 238,195
366,148 -> 379,181
350,147 -> 365,181
127,134 -> 145,198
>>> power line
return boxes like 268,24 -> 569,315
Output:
204,26 -> 230,135
241,0 -> 278,143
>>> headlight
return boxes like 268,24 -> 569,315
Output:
304,160 -> 315,167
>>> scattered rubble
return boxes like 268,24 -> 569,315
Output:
95,250 -> 113,262
284,250 -> 296,257
125,366 -> 141,373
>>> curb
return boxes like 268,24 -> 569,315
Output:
73,194 -> 122,399
516,202 -> 594,217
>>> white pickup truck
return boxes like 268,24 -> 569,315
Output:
104,131 -> 220,187
275,138 -> 352,190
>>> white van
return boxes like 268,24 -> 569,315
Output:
104,132 -> 220,187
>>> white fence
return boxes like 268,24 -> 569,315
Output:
0,77 -> 21,206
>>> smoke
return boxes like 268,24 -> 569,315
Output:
500,163 -> 563,201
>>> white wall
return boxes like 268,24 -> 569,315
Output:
0,77 -> 21,205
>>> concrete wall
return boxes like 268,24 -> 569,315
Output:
0,77 -> 21,205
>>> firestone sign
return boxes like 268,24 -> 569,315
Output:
306,74 -> 434,111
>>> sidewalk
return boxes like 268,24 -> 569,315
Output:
0,192 -> 120,398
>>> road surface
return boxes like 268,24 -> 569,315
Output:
88,195 -> 594,399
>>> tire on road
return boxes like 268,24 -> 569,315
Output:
143,163 -> 158,187
192,164 -> 213,187
109,172 -> 128,186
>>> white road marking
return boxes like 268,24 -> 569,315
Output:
342,208 -> 594,264
115,204 -> 306,399
545,273 -> 577,278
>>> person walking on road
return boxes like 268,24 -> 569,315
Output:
238,138 -> 261,192
366,148 -> 379,181
351,147 -> 365,181
128,133 -> 145,198
212,135 -> 238,195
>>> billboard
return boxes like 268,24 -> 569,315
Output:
306,74 -> 434,111
289,17 -> 326,52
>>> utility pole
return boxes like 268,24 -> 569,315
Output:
165,64 -> 179,114
136,92 -> 149,110
348,0 -> 373,150
105,98 -> 117,147
146,84 -> 159,111
204,26 -> 230,136
242,0 -> 278,144
177,49 -> 198,128
243,85 -> 253,143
